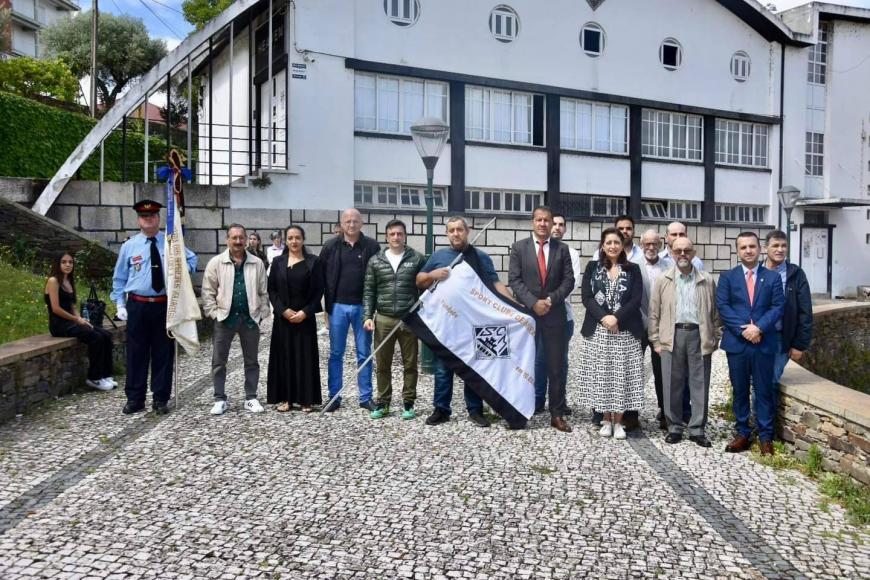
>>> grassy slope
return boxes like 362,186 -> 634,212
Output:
0,261 -> 49,345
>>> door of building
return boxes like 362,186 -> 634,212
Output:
256,70 -> 287,170
800,226 -> 833,296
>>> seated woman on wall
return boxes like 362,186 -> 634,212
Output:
44,253 -> 117,391
577,227 -> 645,440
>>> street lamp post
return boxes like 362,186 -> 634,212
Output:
410,117 -> 449,374
777,185 -> 801,262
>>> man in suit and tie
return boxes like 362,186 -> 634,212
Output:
716,232 -> 784,455
509,206 -> 576,433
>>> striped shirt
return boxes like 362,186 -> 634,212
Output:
675,269 -> 700,325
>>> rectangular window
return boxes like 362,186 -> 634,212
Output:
715,120 -> 768,167
354,72 -> 448,135
808,21 -> 829,85
669,201 -> 700,222
465,189 -> 542,214
465,86 -> 543,146
806,132 -> 824,176
641,202 -> 667,220
354,182 -> 445,210
715,204 -> 766,224
642,109 -> 702,161
560,98 -> 627,153
590,195 -> 627,217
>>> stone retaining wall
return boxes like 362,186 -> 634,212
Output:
0,325 -> 126,423
1,179 -> 770,288
778,303 -> 870,486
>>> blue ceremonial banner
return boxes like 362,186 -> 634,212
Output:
404,252 -> 536,427
158,151 -> 200,356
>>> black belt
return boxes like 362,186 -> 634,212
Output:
674,323 -> 699,330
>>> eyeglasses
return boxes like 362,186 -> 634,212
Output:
673,249 -> 694,255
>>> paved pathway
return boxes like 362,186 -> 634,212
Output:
0,309 -> 867,579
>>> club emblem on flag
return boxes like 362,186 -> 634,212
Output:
474,325 -> 511,359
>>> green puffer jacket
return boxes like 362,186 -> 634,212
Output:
363,248 -> 426,320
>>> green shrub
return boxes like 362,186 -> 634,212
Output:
0,91 -> 170,181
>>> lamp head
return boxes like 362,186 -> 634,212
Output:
777,185 -> 801,211
410,117 -> 450,171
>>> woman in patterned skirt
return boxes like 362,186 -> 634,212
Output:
577,227 -> 645,440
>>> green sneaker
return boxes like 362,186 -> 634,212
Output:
401,407 -> 416,420
370,405 -> 390,419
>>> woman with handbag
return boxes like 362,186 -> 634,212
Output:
44,253 -> 117,391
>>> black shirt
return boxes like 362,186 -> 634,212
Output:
335,239 -> 366,304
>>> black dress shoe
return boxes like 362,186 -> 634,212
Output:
153,401 -> 169,415
563,406 -> 573,416
665,433 -> 683,444
323,399 -> 341,413
123,401 -> 145,415
468,412 -> 491,428
358,400 -> 376,412
689,434 -> 712,448
425,409 -> 450,426
534,404 -> 546,415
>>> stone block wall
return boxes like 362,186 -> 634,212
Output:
8,180 -> 771,288
0,326 -> 126,423
780,392 -> 870,486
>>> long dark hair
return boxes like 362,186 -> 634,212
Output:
598,227 -> 628,268
282,224 -> 307,256
48,253 -> 76,298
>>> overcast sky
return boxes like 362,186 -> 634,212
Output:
772,0 -> 870,10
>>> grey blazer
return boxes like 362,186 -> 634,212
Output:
508,236 -> 575,328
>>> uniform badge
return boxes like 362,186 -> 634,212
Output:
131,255 -> 143,272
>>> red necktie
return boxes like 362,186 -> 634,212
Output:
537,240 -> 547,290
746,269 -> 755,306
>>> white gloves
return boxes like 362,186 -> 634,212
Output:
116,306 -> 128,321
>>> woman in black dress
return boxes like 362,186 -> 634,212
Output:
267,225 -> 324,412
44,253 -> 116,391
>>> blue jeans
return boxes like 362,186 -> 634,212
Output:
773,332 -> 789,385
327,303 -> 373,403
753,333 -> 787,420
534,319 -> 574,409
433,356 -> 482,416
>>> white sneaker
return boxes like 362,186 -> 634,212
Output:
210,400 -> 228,415
244,399 -> 265,413
99,378 -> 115,390
86,378 -> 113,391
102,377 -> 118,387
614,423 -> 627,440
599,422 -> 613,437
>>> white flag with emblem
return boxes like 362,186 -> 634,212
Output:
404,258 -> 536,426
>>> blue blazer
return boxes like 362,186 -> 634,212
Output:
716,264 -> 784,354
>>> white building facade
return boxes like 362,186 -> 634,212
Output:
193,0 -> 870,297
4,0 -> 78,58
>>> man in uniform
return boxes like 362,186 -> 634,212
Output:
112,199 -> 197,415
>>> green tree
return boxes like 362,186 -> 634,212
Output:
0,56 -> 79,102
41,11 -> 167,109
182,0 -> 234,30
0,7 -> 11,54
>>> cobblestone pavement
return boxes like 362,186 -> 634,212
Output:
0,308 -> 867,579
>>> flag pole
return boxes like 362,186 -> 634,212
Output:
320,217 -> 497,414
174,341 -> 180,410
